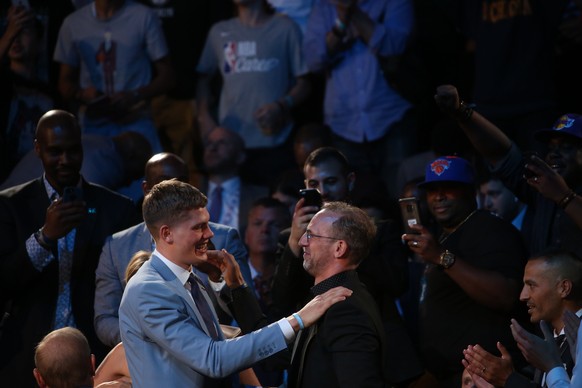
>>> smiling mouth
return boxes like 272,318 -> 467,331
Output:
195,242 -> 208,254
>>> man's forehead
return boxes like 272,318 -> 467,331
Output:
310,210 -> 337,227
305,162 -> 344,179
548,135 -> 582,148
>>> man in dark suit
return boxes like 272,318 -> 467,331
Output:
273,147 -> 422,385
0,110 -> 137,386
200,126 -> 269,234
286,201 -> 387,387
462,251 -> 582,387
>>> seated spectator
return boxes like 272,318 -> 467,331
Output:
463,251 -> 582,386
244,197 -> 291,321
199,126 -> 269,233
478,175 -> 527,230
33,327 -> 95,388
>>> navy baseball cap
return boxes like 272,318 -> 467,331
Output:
534,114 -> 582,144
417,156 -> 475,188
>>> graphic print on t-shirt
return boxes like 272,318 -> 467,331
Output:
95,31 -> 116,95
223,40 -> 279,74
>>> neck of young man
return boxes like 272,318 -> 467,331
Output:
237,2 -> 269,27
94,0 -> 124,19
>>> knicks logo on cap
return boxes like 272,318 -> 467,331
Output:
555,115 -> 575,131
431,159 -> 450,176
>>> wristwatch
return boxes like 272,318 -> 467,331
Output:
439,250 -> 456,269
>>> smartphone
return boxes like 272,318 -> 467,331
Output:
299,188 -> 323,208
522,151 -> 541,180
62,187 -> 82,203
399,197 -> 421,234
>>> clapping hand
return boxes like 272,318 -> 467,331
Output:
510,319 -> 563,372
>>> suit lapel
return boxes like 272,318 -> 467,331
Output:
149,255 -> 223,339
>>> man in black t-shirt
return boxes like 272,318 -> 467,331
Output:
402,155 -> 528,388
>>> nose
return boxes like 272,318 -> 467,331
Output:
204,225 -> 215,240
59,151 -> 71,165
519,287 -> 529,302
259,223 -> 269,234
484,196 -> 493,210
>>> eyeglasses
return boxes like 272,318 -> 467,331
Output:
305,230 -> 340,241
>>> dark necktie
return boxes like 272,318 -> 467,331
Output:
187,273 -> 219,339
537,334 -> 572,387
556,334 -> 574,377
208,186 -> 223,223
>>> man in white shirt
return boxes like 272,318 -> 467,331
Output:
464,251 -> 582,386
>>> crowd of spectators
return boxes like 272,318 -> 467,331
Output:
2,0 -> 582,387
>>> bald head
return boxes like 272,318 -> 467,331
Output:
33,327 -> 94,388
203,127 -> 246,176
143,152 -> 189,194
35,110 -> 80,143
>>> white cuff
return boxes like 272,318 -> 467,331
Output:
276,318 -> 296,344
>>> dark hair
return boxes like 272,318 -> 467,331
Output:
250,197 -> 291,224
304,147 -> 352,177
530,250 -> 582,301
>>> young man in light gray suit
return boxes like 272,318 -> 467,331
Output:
119,180 -> 351,387
94,152 -> 252,347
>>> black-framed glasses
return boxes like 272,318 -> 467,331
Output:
305,230 -> 340,241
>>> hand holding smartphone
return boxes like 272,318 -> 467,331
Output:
299,188 -> 323,208
399,197 -> 421,234
62,187 -> 82,203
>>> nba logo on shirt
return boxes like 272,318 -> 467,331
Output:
223,41 -> 237,74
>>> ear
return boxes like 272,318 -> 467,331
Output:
34,140 -> 41,157
333,240 -> 348,259
141,180 -> 149,196
347,172 -> 356,192
33,368 -> 46,388
160,225 -> 173,244
558,279 -> 573,299
90,354 -> 96,375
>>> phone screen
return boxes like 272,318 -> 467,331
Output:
62,187 -> 82,203
299,188 -> 322,208
399,197 -> 421,234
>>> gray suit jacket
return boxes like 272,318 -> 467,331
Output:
119,254 -> 287,388
94,221 -> 251,347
